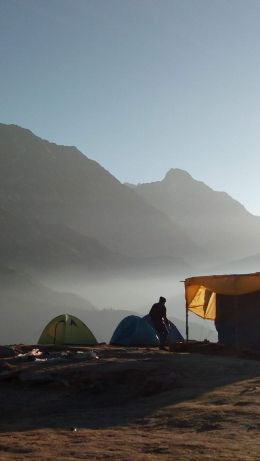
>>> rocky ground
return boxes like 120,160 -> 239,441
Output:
0,343 -> 259,461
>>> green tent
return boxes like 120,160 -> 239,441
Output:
38,313 -> 97,345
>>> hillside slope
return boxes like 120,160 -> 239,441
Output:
128,168 -> 260,263
0,125 -> 198,272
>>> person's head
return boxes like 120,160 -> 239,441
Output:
159,296 -> 166,304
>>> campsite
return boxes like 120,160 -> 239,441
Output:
2,2 -> 260,457
0,272 -> 260,460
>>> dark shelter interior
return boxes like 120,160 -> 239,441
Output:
215,290 -> 260,349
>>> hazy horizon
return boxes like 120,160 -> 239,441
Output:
1,269 -> 217,345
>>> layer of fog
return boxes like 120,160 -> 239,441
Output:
42,273 -> 186,315
43,272 -> 218,342
0,269 -> 218,345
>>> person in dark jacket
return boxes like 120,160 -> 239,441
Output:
149,296 -> 169,350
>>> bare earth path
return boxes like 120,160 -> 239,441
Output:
0,345 -> 259,460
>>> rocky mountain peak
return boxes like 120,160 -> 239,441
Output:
163,168 -> 193,185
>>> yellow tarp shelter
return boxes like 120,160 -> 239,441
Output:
185,272 -> 260,320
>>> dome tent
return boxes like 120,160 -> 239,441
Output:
143,315 -> 184,344
110,315 -> 160,347
38,313 -> 97,345
166,321 -> 184,344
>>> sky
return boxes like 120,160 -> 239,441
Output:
1,0 -> 260,214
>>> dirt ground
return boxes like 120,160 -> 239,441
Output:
0,344 -> 259,461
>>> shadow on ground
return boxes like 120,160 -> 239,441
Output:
0,345 -> 260,432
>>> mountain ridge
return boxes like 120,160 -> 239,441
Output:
127,168 -> 260,262
0,124 -> 198,266
1,123 -> 259,344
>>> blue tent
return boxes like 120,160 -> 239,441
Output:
110,315 -> 160,347
143,315 -> 184,345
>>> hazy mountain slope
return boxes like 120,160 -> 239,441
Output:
0,205 -> 130,277
0,264 -> 98,344
0,264 -> 213,344
215,253 -> 260,274
128,168 -> 260,263
0,125 -> 198,269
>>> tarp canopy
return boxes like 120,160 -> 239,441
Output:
185,272 -> 260,320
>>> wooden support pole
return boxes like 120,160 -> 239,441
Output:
186,302 -> 189,341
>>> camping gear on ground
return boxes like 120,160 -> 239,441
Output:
184,272 -> 260,349
38,313 -> 97,345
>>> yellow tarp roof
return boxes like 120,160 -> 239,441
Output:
184,272 -> 260,320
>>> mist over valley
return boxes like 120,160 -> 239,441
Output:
1,124 -> 259,345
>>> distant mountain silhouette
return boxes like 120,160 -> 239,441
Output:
127,168 -> 260,264
0,125 -> 197,278
0,262 -> 212,344
215,253 -> 260,275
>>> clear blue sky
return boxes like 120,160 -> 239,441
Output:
1,0 -> 260,214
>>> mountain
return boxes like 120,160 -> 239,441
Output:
215,253 -> 260,275
2,124 -> 258,344
0,124 -> 199,344
0,125 -> 198,278
127,168 -> 260,264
